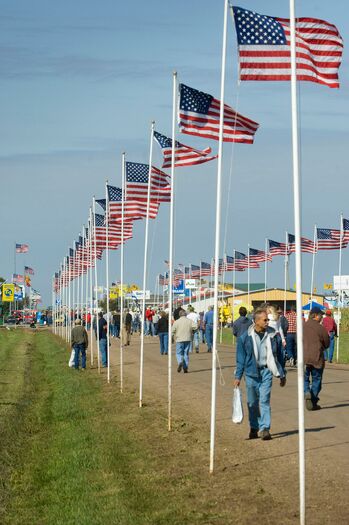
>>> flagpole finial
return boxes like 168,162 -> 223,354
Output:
173,70 -> 177,77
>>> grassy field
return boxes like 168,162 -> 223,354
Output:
0,328 -> 239,525
219,328 -> 349,364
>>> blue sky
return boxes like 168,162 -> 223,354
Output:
1,0 -> 348,306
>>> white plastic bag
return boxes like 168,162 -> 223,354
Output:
232,387 -> 244,424
68,349 -> 75,368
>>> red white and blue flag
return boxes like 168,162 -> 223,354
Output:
249,247 -> 272,263
125,162 -> 171,202
268,239 -> 288,257
16,243 -> 29,253
107,185 -> 159,221
232,6 -> 343,89
287,234 -> 316,254
12,273 -> 24,283
24,266 -> 34,275
178,84 -> 259,143
154,131 -> 217,169
316,228 -> 348,250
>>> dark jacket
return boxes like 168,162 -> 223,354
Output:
173,307 -> 182,321
157,316 -> 169,333
280,315 -> 289,336
71,325 -> 88,347
232,316 -> 252,338
235,325 -> 285,380
303,319 -> 330,369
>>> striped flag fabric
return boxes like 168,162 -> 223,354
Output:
125,162 -> 171,202
154,130 -> 217,168
16,243 -> 29,253
200,261 -> 212,276
232,6 -> 343,89
24,266 -> 34,275
107,185 -> 159,221
234,251 -> 260,269
287,234 -> 316,254
249,247 -> 272,263
268,239 -> 288,257
316,228 -> 348,250
190,264 -> 200,278
178,83 -> 259,143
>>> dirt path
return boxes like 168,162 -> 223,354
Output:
91,333 -> 349,524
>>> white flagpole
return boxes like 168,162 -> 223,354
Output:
89,208 -> 94,366
76,237 -> 80,320
85,225 -> 89,351
168,71 -> 177,431
105,181 -> 111,384
336,213 -> 343,363
310,224 -> 317,303
72,261 -> 75,327
264,238 -> 268,303
209,0 -> 228,474
289,2 -> 305,523
120,154 -> 126,393
247,244 -> 250,309
68,251 -> 72,342
52,276 -> 55,333
232,250 -> 236,324
93,198 -> 101,373
139,121 -> 155,408
80,229 -> 84,323
284,232 -> 288,313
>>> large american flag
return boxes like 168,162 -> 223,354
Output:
190,264 -> 201,278
268,239 -> 288,257
125,162 -> 171,202
249,247 -> 272,263
316,228 -> 348,250
287,233 -> 316,254
178,84 -> 259,143
12,273 -> 24,283
107,184 -> 159,220
232,6 -> 343,89
154,130 -> 217,169
16,243 -> 29,253
96,199 -> 106,211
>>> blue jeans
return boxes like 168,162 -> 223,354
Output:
159,332 -> 169,355
146,320 -> 154,336
153,322 -> 158,336
199,328 -> 206,343
176,341 -> 191,370
112,324 -> 120,338
205,325 -> 213,351
286,333 -> 297,361
99,338 -> 108,367
189,331 -> 200,353
324,333 -> 335,362
73,343 -> 86,369
304,365 -> 323,405
245,368 -> 273,431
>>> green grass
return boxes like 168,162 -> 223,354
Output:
0,329 -> 234,525
219,327 -> 349,364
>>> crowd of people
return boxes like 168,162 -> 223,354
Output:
69,300 -> 337,441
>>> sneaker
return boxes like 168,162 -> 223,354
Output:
184,368 -> 188,374
177,363 -> 183,373
289,357 -> 294,367
249,428 -> 259,440
260,430 -> 272,441
195,348 -> 199,353
305,392 -> 313,411
312,404 -> 321,411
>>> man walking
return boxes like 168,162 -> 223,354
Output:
123,309 -> 132,346
234,308 -> 286,440
285,305 -> 297,366
187,306 -> 200,353
322,309 -> 337,363
303,307 -> 330,411
204,306 -> 214,353
98,312 -> 108,367
172,309 -> 196,373
232,306 -> 252,339
71,318 -> 89,370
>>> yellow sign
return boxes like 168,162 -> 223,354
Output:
2,284 -> 15,302
324,283 -> 333,290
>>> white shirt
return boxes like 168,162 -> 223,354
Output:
187,312 -> 199,328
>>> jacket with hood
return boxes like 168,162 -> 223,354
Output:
232,315 -> 252,338
235,325 -> 285,380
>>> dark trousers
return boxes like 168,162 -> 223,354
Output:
304,365 -> 324,406
286,333 -> 297,361
73,343 -> 86,369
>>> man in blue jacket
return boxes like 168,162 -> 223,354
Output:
234,308 -> 286,440
232,306 -> 252,339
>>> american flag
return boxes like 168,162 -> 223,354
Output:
24,266 -> 34,275
316,228 -> 348,250
154,130 -> 217,169
200,261 -> 212,276
125,162 -> 171,202
16,243 -> 29,253
287,233 -> 316,254
12,273 -> 24,283
268,239 -> 288,257
96,199 -> 106,211
158,274 -> 165,285
234,251 -> 260,269
342,218 -> 349,243
190,264 -> 200,278
232,6 -> 343,89
249,247 -> 272,263
107,185 -> 159,221
224,255 -> 236,271
178,83 -> 259,143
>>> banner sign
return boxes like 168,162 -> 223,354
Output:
185,279 -> 197,290
2,284 -> 15,302
333,275 -> 349,291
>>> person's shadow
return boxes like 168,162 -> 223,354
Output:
272,426 -> 335,438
